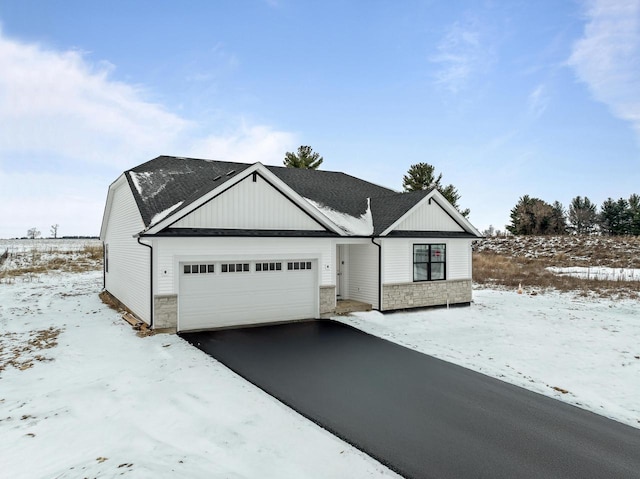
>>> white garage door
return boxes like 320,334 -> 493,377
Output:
178,259 -> 317,331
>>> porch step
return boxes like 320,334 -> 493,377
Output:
335,299 -> 372,315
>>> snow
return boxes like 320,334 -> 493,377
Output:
2,252 -> 639,477
149,201 -> 184,227
547,266 -> 640,282
129,171 -> 152,196
338,289 -> 640,429
0,272 -> 398,479
306,198 -> 373,235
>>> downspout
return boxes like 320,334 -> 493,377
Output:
137,236 -> 154,329
370,237 -> 381,311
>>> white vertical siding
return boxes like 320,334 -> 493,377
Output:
382,238 -> 472,284
155,237 -> 334,295
170,175 -> 324,231
347,243 -> 379,309
103,179 -> 151,323
394,200 -> 464,232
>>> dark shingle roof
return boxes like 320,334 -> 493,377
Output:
124,155 -> 472,236
126,156 -> 251,226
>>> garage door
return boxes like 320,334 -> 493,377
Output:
178,259 -> 317,331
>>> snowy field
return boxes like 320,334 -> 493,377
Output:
547,266 -> 640,282
1,264 -> 639,477
0,271 -> 398,479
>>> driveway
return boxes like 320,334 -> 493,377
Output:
180,320 -> 640,479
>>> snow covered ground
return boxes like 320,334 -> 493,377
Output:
1,266 -> 639,478
339,289 -> 640,429
547,266 -> 640,282
0,271 -> 397,479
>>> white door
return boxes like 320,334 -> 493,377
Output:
178,260 -> 317,331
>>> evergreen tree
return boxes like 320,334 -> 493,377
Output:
567,196 -> 598,235
403,162 -> 442,192
403,162 -> 469,217
628,194 -> 640,235
507,196 -> 566,235
283,146 -> 323,169
599,197 -> 630,235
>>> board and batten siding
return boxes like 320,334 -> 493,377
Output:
103,178 -> 151,323
394,200 -> 465,232
382,238 -> 472,284
346,243 -> 379,309
154,237 -> 334,296
169,174 -> 324,231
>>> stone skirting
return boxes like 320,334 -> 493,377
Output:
382,279 -> 472,311
154,294 -> 178,329
320,286 -> 336,314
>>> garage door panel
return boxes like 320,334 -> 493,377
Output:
178,261 -> 317,331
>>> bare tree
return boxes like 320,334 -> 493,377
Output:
50,224 -> 59,239
27,227 -> 41,239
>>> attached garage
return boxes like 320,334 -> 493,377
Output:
178,259 -> 318,331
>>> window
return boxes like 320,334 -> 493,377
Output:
287,261 -> 312,271
183,263 -> 214,274
413,244 -> 446,281
221,263 -> 249,273
256,262 -> 282,272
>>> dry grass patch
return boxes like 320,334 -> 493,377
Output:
0,327 -> 62,373
474,236 -> 640,298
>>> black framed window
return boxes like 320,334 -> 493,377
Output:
256,262 -> 282,272
184,263 -> 215,274
413,244 -> 446,281
221,263 -> 249,273
287,261 -> 312,271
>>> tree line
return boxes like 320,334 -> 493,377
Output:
507,194 -> 640,236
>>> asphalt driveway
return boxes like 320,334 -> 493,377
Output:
180,320 -> 640,479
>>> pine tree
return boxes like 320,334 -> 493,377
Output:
599,197 -> 630,235
567,196 -> 598,235
402,163 -> 442,192
507,196 -> 566,235
283,146 -> 323,169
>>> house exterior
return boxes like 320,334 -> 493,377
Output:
100,155 -> 481,332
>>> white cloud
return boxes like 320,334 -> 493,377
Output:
527,84 -> 549,119
430,20 -> 495,94
568,0 -> 640,136
188,124 -> 296,165
0,30 -> 192,169
0,30 -> 297,237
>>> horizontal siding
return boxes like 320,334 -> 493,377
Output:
382,238 -> 472,284
170,175 -> 324,231
395,200 -> 464,232
104,180 -> 150,323
347,243 -> 379,309
447,239 -> 472,280
382,238 -> 411,284
155,237 -> 334,295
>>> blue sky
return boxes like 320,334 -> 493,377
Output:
1,0 -> 639,238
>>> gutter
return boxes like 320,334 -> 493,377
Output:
370,237 -> 382,311
136,236 -> 154,329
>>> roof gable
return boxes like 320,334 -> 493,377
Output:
168,172 -> 327,232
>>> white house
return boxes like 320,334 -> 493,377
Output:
100,155 -> 481,332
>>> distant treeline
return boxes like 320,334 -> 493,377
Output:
13,236 -> 99,240
505,194 -> 640,236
